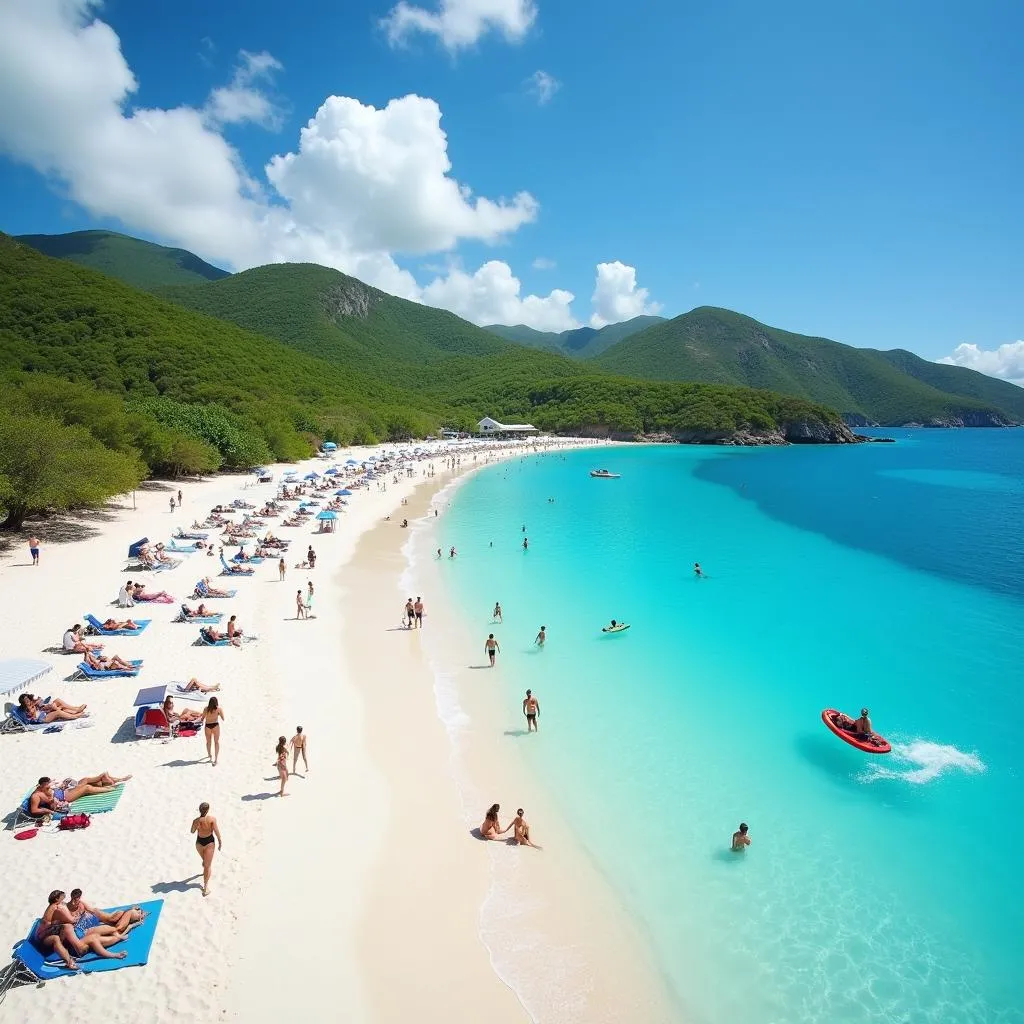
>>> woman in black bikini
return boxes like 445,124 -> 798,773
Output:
275,737 -> 289,797
190,802 -> 222,897
202,697 -> 224,765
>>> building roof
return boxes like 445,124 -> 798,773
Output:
477,417 -> 537,431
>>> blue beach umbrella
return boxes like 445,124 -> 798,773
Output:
128,537 -> 149,558
325,467 -> 339,475
338,489 -> 353,496
322,442 -> 337,450
304,472 -> 319,480
316,509 -> 337,521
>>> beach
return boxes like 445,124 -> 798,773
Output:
0,437 -> 675,1023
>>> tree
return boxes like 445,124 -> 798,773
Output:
0,411 -> 145,530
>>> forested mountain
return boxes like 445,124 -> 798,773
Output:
17,230 -> 229,291
486,315 -> 665,358
594,307 -> 1021,426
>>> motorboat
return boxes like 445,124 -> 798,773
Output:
590,469 -> 621,479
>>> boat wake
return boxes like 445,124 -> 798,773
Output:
859,739 -> 986,785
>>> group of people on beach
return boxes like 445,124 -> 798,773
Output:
34,888 -> 148,970
479,804 -> 540,848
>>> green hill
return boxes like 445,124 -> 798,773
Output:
16,229 -> 229,291
594,307 -> 1019,426
486,315 -> 664,358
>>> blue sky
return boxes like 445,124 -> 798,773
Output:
0,0 -> 1021,374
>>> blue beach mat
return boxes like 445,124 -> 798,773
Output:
12,899 -> 163,979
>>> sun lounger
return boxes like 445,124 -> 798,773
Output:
219,555 -> 253,576
72,660 -> 143,680
6,900 -> 163,986
174,604 -> 223,624
166,542 -> 198,554
84,615 -> 151,637
197,629 -> 231,647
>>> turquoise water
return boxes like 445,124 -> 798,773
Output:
435,431 -> 1024,1024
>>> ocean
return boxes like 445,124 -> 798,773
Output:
426,430 -> 1024,1024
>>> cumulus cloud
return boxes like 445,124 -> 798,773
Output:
381,0 -> 536,51
532,256 -> 555,270
206,49 -> 284,129
422,261 -> 577,331
937,342 -> 1024,386
589,261 -> 661,328
525,70 -> 560,105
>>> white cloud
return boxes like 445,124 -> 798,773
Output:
382,0 -> 536,51
937,342 -> 1024,386
422,261 -> 577,331
532,256 -> 555,270
206,49 -> 284,129
525,70 -> 560,105
589,261 -> 661,328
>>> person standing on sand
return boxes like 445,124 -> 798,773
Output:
178,488 -> 183,506
307,546 -> 316,569
296,590 -> 307,620
169,496 -> 175,513
203,697 -> 223,765
414,596 -> 424,628
493,602 -> 503,623
404,598 -> 415,628
523,689 -> 540,732
28,535 -> 41,566
290,726 -> 309,773
484,633 -> 500,667
306,581 -> 315,618
279,558 -> 286,582
535,625 -> 546,648
732,823 -> 751,851
191,802 -> 221,896
275,737 -> 290,797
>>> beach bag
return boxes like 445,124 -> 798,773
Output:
84,625 -> 99,636
58,813 -> 91,831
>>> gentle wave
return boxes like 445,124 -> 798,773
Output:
860,739 -> 986,784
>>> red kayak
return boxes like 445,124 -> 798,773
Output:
821,709 -> 892,754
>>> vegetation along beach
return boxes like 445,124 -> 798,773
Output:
0,2 -> 1021,1023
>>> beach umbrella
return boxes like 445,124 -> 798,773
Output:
325,467 -> 339,475
322,442 -> 337,450
0,659 -> 52,699
338,489 -> 353,496
316,509 -> 337,520
133,684 -> 170,707
128,537 -> 149,558
304,472 -> 320,480
345,458 -> 359,465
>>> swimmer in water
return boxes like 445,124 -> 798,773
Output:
523,537 -> 529,551
523,689 -> 539,732
694,562 -> 704,578
493,602 -> 503,623
535,625 -> 546,648
732,823 -> 751,851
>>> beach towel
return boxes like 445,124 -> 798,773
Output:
197,630 -> 231,647
193,582 -> 236,599
84,615 -> 151,637
219,555 -> 253,576
11,899 -> 163,980
19,783 -> 125,820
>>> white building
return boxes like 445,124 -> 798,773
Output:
477,417 -> 538,436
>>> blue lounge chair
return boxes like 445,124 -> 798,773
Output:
1,697 -> 58,735
193,581 -> 236,600
232,552 -> 264,565
8,900 -> 164,983
174,528 -> 209,540
84,614 -> 151,637
166,541 -> 198,554
198,629 -> 231,647
219,555 -> 253,577
73,660 -> 143,680
174,604 -> 223,624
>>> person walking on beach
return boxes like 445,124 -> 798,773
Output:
493,602 -> 503,623
732,823 -> 751,851
278,557 -> 286,582
169,496 -> 176,513
203,697 -> 223,766
414,596 -> 424,628
191,802 -> 222,897
306,581 -> 315,618
177,488 -> 183,506
484,634 -> 500,667
535,625 -> 546,648
404,598 -> 415,628
275,737 -> 290,797
523,689 -> 540,732
296,590 -> 307,620
307,546 -> 316,569
290,726 -> 309,774
28,535 -> 41,566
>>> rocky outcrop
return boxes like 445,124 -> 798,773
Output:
321,280 -> 380,321
920,411 -> 1015,427
843,412 -> 879,427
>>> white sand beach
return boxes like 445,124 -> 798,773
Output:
0,437 -> 676,1023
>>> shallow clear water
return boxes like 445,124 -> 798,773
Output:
435,431 -> 1024,1024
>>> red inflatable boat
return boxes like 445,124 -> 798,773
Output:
821,709 -> 892,754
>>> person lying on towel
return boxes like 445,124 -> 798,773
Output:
101,617 -> 139,631
28,773 -> 132,817
83,651 -> 135,672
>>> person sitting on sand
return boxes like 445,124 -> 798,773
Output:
163,696 -> 202,726
101,616 -> 139,631
18,693 -> 88,724
117,582 -> 135,608
83,650 -> 134,672
28,773 -> 132,817
180,677 -> 219,693
66,889 -> 146,943
196,578 -> 231,598
34,891 -> 128,970
732,823 -> 751,851
63,625 -> 102,654
505,809 -> 540,848
226,615 -> 243,646
480,803 -> 504,840
131,583 -> 174,603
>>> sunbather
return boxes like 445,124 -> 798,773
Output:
162,696 -> 202,726
180,602 -> 215,619
201,626 -> 238,647
226,615 -> 243,645
66,889 -> 145,942
33,891 -> 126,968
18,694 -> 88,723
63,625 -> 102,654
101,617 -> 140,631
197,577 -> 232,598
28,773 -> 132,816
83,651 -> 135,672
132,583 -> 174,602
221,560 -> 251,575
180,677 -> 220,693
